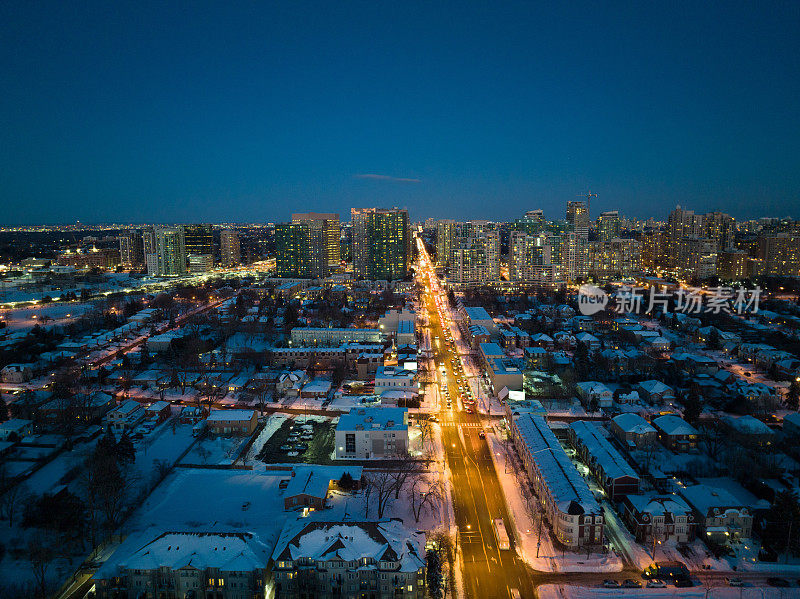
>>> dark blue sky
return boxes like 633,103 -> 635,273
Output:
2,2 -> 799,224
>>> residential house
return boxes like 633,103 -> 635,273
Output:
1,363 -> 34,383
282,465 -> 363,511
652,415 -> 699,452
0,418 -> 33,441
576,382 -> 613,408
610,413 -> 658,449
637,380 -> 676,404
680,484 -> 754,544
621,494 -> 695,544
568,421 -> 640,501
144,400 -> 171,424
92,531 -> 271,599
206,409 -> 258,436
271,519 -> 426,599
106,400 -> 145,433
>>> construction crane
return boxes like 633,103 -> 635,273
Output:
576,191 -> 598,220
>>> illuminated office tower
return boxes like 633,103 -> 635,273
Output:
292,212 -> 340,269
154,226 -> 187,276
587,239 -> 640,280
184,224 -> 214,259
435,220 -> 457,267
220,229 -> 241,267
351,208 -> 409,280
702,211 -> 736,252
596,211 -> 621,242
276,221 -> 327,278
119,230 -> 144,268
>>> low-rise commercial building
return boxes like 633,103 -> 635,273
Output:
290,327 -> 384,346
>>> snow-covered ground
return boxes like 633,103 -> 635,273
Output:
180,434 -> 248,466
485,430 -> 623,573
243,413 -> 288,461
538,584 -> 800,599
0,301 -> 95,332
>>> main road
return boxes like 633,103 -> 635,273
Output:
415,237 -> 537,599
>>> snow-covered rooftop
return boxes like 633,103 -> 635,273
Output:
272,519 -> 425,573
337,407 -> 407,432
569,420 -> 639,481
514,414 -> 600,515
207,409 -> 256,422
611,413 -> 656,435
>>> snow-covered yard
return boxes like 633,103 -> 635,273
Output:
180,434 -> 248,466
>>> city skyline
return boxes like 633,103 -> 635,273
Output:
2,2 -> 799,225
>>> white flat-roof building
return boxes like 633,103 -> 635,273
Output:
374,366 -> 418,395
334,407 -> 408,460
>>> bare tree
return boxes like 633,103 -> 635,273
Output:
0,482 -> 28,528
388,452 -> 418,500
27,535 -> 56,599
418,419 -> 433,452
363,470 -> 397,518
409,475 -> 445,523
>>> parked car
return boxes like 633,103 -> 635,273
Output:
622,579 -> 641,588
727,578 -> 743,587
767,578 -> 791,587
646,579 -> 666,588
478,430 -> 486,439
602,580 -> 620,588
674,578 -> 693,588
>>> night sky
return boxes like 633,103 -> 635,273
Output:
1,2 -> 799,225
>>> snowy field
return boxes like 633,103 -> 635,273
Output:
0,301 -> 95,332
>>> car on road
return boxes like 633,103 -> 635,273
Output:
622,579 -> 641,588
726,578 -> 743,587
478,430 -> 486,439
646,579 -> 666,588
602,580 -> 620,588
674,578 -> 693,588
767,577 -> 791,587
